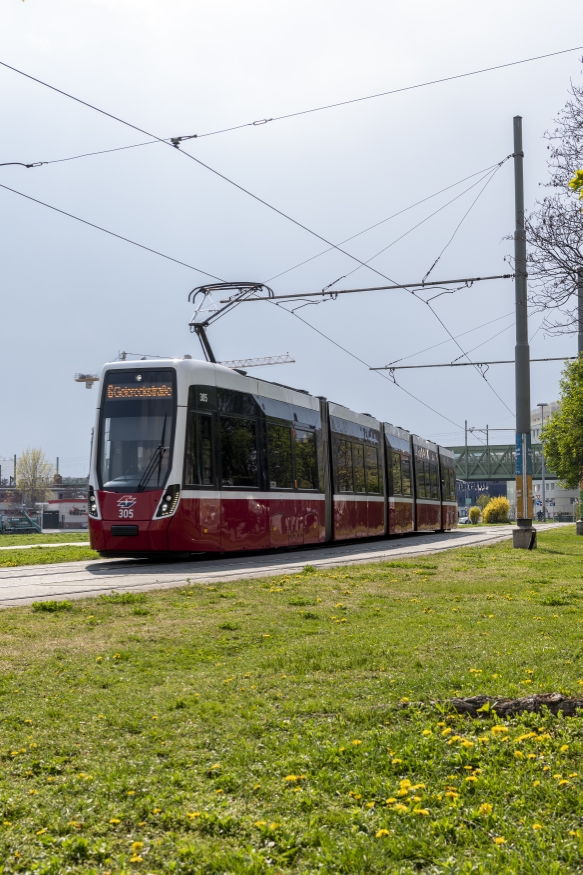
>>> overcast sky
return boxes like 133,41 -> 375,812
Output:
1,0 -> 582,476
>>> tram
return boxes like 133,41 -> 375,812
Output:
87,358 -> 457,557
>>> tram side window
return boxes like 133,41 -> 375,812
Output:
267,423 -> 293,489
449,469 -> 457,501
295,429 -> 318,490
430,463 -> 438,499
416,460 -> 426,498
401,456 -> 412,496
391,450 -> 402,496
336,438 -> 353,492
353,443 -> 366,493
219,416 -> 259,488
365,445 -> 380,494
184,413 -> 214,486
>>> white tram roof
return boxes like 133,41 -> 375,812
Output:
328,402 -> 381,431
411,434 -> 438,452
439,446 -> 455,460
383,422 -> 411,442
99,358 -> 320,411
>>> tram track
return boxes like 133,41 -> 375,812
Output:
0,523 -> 566,608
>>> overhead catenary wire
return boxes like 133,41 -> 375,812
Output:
273,301 -> 464,430
0,181 -> 224,281
0,58 -> 480,296
264,160 -> 508,283
0,59 -> 520,423
318,161 -> 508,291
2,46 -> 582,162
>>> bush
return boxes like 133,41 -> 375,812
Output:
482,496 -> 510,524
468,506 -> 481,524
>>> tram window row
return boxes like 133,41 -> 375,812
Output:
184,410 -> 319,492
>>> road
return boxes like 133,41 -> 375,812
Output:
0,523 -> 566,608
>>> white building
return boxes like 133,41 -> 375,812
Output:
530,402 -> 576,521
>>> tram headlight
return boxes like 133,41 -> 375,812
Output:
156,484 -> 180,517
88,486 -> 99,518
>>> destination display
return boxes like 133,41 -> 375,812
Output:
106,383 -> 173,400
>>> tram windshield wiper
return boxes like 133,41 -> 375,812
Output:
136,415 -> 168,493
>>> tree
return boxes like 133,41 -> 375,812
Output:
524,63 -> 583,334
540,358 -> 583,488
16,449 -> 54,508
482,496 -> 510,524
468,506 -> 481,524
476,493 -> 491,510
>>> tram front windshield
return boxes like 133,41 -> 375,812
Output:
98,369 -> 175,492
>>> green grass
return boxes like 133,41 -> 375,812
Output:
3,527 -> 583,873
0,532 -> 89,548
0,545 -> 98,567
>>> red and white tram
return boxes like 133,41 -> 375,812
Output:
87,359 -> 457,557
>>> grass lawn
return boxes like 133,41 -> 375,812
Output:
3,527 -> 583,873
0,545 -> 98,567
0,533 -> 89,548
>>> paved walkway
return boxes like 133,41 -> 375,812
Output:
0,523 -> 566,608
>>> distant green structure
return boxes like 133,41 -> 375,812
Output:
447,443 -> 551,482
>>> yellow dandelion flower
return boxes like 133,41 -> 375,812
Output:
441,727 -> 453,736
152,808 -> 161,814
533,780 -> 541,787
131,842 -> 144,852
422,729 -> 432,736
269,822 -> 279,830
533,823 -> 542,830
96,656 -> 103,662
465,775 -> 478,783
558,779 -> 571,786
29,789 -> 38,795
414,808 -> 430,815
186,812 -> 201,818
560,744 -> 569,752
254,821 -> 267,827
494,836 -> 506,845
569,772 -> 578,778
376,828 -> 390,837
352,739 -> 362,746
130,855 -> 142,863
365,801 -> 375,809
479,803 -> 493,815
514,751 -> 523,759
36,828 -> 47,835
393,803 -> 409,813
392,758 -> 402,764
109,818 -> 121,824
127,790 -> 135,795
386,797 -> 396,804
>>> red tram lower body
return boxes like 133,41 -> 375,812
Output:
89,490 -> 458,555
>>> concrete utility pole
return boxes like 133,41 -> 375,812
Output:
512,116 -> 535,548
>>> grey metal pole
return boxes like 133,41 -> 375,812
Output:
465,419 -> 468,480
540,405 -> 546,522
512,117 -> 534,547
578,269 -> 583,531
578,268 -> 583,356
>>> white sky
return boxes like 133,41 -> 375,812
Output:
1,0 -> 582,475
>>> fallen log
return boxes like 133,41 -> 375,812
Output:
447,693 -> 583,718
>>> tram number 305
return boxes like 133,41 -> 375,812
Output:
118,509 -> 134,518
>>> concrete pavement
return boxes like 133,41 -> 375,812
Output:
0,523 -> 567,608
